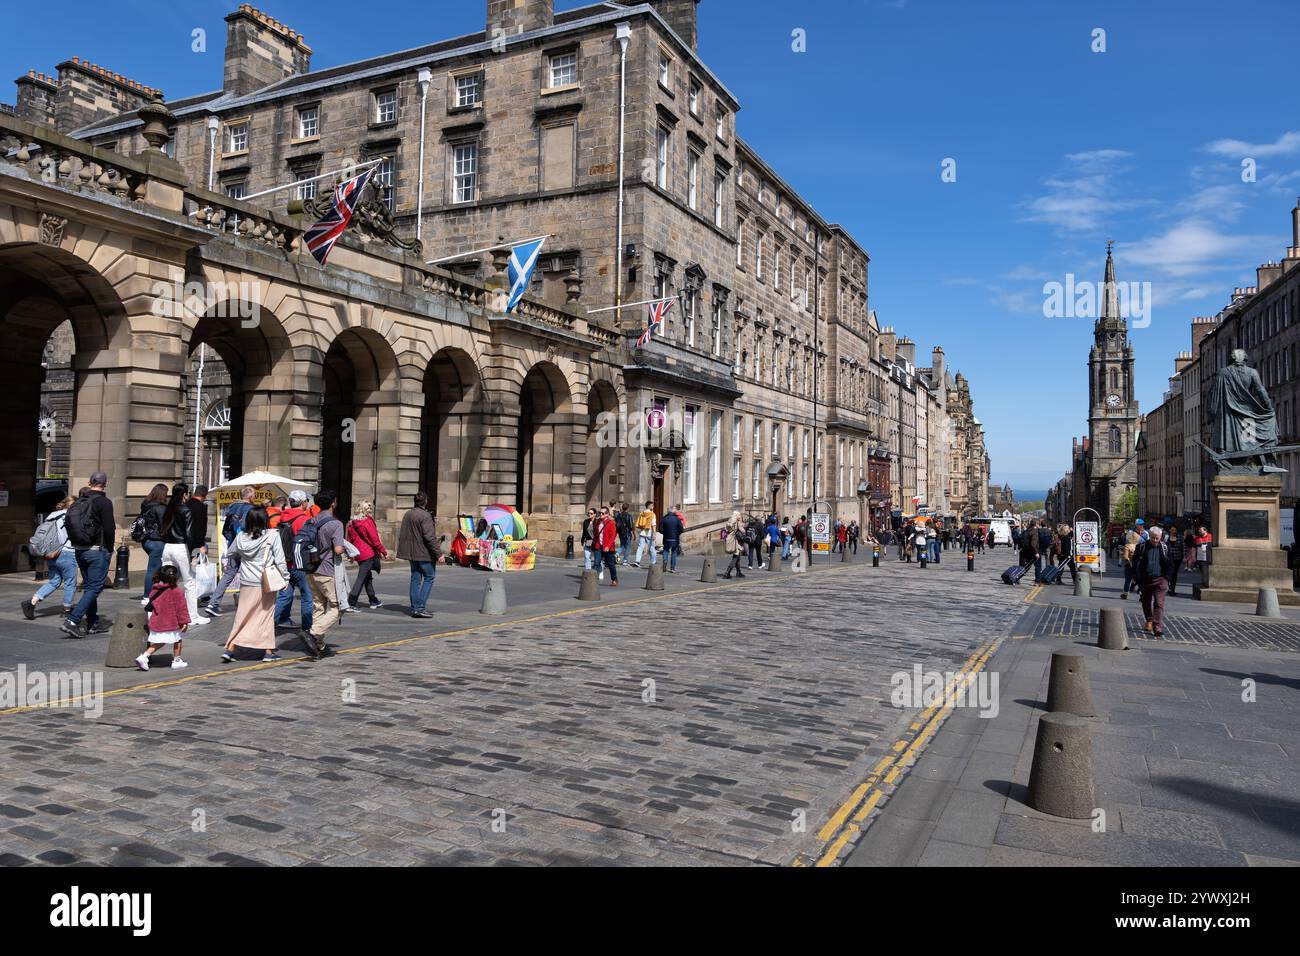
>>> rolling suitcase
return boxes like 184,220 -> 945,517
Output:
1001,562 -> 1028,585
1039,560 -> 1064,585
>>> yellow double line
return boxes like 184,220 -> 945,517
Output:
793,636 -> 1003,867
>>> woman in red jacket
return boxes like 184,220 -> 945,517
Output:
594,506 -> 620,587
346,499 -> 389,610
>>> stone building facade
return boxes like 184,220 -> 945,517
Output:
5,0 -> 992,551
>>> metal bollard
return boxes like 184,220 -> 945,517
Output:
967,549 -> 975,572
872,545 -> 880,568
565,534 -> 575,559
112,544 -> 130,590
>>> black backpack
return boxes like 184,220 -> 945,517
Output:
130,505 -> 160,543
279,523 -> 297,570
293,513 -> 337,573
64,494 -> 102,548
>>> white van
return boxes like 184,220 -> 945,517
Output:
989,519 -> 1013,546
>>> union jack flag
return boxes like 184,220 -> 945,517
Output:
303,166 -> 376,266
636,297 -> 675,348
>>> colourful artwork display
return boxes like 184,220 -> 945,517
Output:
476,538 -> 537,572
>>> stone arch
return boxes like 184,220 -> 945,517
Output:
585,377 -> 623,509
320,326 -> 402,518
516,360 -> 575,516
421,346 -> 486,522
0,241 -> 134,568
187,289 -> 294,484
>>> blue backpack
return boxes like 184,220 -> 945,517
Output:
222,502 -> 252,543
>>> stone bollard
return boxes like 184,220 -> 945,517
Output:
1074,571 -> 1091,598
104,608 -> 148,668
791,549 -> 807,574
1098,607 -> 1128,651
1026,712 -> 1097,819
577,569 -> 601,601
768,552 -> 783,573
1045,652 -> 1096,717
480,575 -> 506,615
644,560 -> 665,591
1255,587 -> 1282,618
841,547 -> 853,564
700,557 -> 717,583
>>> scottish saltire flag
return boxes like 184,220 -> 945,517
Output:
505,238 -> 546,313
303,166 -> 376,265
636,297 -> 674,348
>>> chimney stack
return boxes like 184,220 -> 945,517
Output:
487,0 -> 554,39
223,5 -> 312,97
648,1 -> 701,50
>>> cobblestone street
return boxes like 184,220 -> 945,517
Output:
0,554 -> 1024,866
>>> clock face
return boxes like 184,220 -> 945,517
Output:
1107,394 -> 1121,408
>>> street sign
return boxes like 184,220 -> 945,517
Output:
811,512 -> 831,553
1075,519 -> 1100,572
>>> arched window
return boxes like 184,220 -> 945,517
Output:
1109,368 -> 1119,390
1109,425 -> 1121,453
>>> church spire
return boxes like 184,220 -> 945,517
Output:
1097,240 -> 1121,331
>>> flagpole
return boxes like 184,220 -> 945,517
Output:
242,157 -> 387,202
425,234 -> 553,266
586,294 -> 679,316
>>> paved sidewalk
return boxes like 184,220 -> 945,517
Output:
850,574 -> 1300,867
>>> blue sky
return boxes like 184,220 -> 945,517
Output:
7,0 -> 1298,493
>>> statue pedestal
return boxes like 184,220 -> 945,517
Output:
1195,474 -> 1300,604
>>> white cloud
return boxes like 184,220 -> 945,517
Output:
1021,150 -> 1144,232
1123,220 -> 1275,278
1203,130 -> 1300,159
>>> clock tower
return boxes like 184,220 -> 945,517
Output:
1086,244 -> 1139,518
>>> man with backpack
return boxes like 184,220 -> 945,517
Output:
203,486 -> 255,618
304,491 -> 345,647
61,471 -> 116,638
274,489 -> 315,636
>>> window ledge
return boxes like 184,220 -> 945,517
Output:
541,83 -> 580,96
220,150 -> 249,160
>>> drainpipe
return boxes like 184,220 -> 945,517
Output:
416,67 -> 432,242
205,115 -> 219,190
614,22 -> 631,329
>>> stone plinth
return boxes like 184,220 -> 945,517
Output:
1195,474 -> 1300,605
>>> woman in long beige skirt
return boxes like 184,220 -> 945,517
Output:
221,506 -> 289,663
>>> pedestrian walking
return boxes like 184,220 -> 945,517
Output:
1121,525 -> 1141,599
581,508 -> 596,572
158,483 -> 208,628
61,471 -> 116,639
137,564 -> 190,671
616,502 -> 633,565
767,514 -> 782,561
396,492 -> 442,618
781,516 -> 794,559
186,484 -> 209,557
22,496 -> 76,621
134,483 -> 168,599
221,506 -> 292,663
661,505 -> 684,573
345,500 -> 388,610
594,506 -> 620,586
204,485 -> 256,618
1193,525 -> 1212,577
274,490 -> 315,632
1134,526 -> 1172,636
723,510 -> 745,579
306,491 -> 345,647
1020,522 -> 1040,579
1165,525 -> 1185,595
632,501 -> 657,567
1054,524 -> 1078,586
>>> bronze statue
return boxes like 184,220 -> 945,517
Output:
1203,349 -> 1290,474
